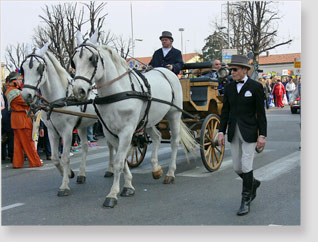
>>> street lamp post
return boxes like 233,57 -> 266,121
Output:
178,28 -> 184,53
130,2 -> 135,57
185,40 -> 189,55
221,2 -> 230,48
134,38 -> 143,58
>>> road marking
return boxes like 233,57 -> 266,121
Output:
2,203 -> 25,211
243,151 -> 300,181
177,149 -> 273,177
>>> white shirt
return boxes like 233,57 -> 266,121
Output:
236,75 -> 248,93
286,82 -> 296,92
162,47 -> 172,57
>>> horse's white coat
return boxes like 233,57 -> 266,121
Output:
21,45 -> 114,194
72,32 -> 198,205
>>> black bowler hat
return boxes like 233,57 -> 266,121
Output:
228,55 -> 251,70
159,31 -> 173,41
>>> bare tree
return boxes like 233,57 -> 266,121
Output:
231,2 -> 292,58
206,1 -> 292,66
33,2 -> 86,69
100,30 -> 115,46
4,43 -> 27,71
111,35 -> 132,60
82,1 -> 108,37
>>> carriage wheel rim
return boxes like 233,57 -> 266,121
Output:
126,145 -> 147,167
202,115 -> 224,170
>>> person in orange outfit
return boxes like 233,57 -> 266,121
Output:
4,72 -> 43,168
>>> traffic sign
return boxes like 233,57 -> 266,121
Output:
222,49 -> 237,64
294,58 -> 301,68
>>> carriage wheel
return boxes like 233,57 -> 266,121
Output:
126,144 -> 147,168
200,114 -> 225,172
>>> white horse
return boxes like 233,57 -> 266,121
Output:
71,32 -> 198,208
21,43 -> 115,197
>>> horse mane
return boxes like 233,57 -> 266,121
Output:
99,45 -> 128,71
45,51 -> 70,89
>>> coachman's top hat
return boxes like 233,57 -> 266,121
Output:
159,31 -> 173,41
228,55 -> 251,70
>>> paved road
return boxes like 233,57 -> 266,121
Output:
1,106 -> 301,225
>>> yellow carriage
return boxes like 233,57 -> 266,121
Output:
127,62 -> 226,172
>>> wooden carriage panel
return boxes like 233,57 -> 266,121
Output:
180,79 -> 190,102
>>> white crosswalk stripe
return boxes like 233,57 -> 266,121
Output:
242,151 -> 300,181
25,145 -> 299,183
177,149 -> 274,177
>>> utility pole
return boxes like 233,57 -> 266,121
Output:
227,1 -> 230,48
130,2 -> 134,57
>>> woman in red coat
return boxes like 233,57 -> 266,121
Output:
5,72 -> 43,168
272,78 -> 286,108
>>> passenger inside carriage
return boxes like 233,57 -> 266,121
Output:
199,59 -> 232,95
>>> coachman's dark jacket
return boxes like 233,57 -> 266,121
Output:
149,47 -> 184,75
219,77 -> 267,143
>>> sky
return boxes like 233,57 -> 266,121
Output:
0,0 -> 301,61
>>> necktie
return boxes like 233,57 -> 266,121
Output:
236,80 -> 244,84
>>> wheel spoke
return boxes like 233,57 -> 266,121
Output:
131,148 -> 134,163
213,147 -> 220,164
208,122 -> 214,139
135,149 -> 139,161
204,141 -> 212,147
206,125 -> 212,140
205,145 -> 212,159
213,120 -> 218,134
207,147 -> 212,166
211,148 -> 215,167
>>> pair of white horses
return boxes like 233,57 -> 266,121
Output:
21,32 -> 197,208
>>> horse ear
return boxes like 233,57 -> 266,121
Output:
88,30 -> 99,44
35,42 -> 50,56
26,44 -> 33,55
76,31 -> 84,46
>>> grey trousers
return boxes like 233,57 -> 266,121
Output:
230,125 -> 256,174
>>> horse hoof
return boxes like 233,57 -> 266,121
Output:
69,169 -> 75,179
104,171 -> 114,177
103,197 -> 117,208
76,176 -> 86,184
120,187 -> 135,197
163,176 -> 175,184
152,168 -> 163,179
57,188 -> 71,197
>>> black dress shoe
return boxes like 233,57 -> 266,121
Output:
237,194 -> 251,216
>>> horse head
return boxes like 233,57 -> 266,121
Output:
72,30 -> 102,101
21,42 -> 50,104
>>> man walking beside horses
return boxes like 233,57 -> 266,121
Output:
218,55 -> 267,216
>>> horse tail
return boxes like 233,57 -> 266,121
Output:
179,121 -> 199,163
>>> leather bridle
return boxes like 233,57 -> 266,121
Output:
20,54 -> 47,92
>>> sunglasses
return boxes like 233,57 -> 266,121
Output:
230,68 -> 239,72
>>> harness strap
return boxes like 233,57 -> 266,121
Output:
151,68 -> 175,103
94,90 -> 196,119
92,101 -> 118,138
23,84 -> 39,91
93,70 -> 131,90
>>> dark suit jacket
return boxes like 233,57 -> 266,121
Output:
149,47 -> 184,75
219,77 -> 267,143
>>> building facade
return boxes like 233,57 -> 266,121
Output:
258,53 -> 301,77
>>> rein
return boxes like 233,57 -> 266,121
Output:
93,70 -> 131,89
